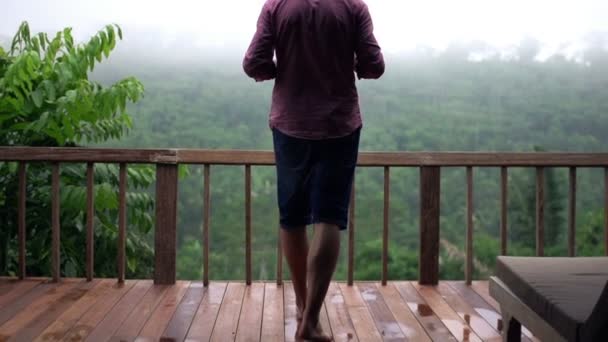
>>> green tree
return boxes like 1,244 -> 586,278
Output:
0,22 -> 153,278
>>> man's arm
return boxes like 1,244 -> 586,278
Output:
243,2 -> 276,82
355,3 -> 385,79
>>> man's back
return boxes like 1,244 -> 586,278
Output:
244,0 -> 384,139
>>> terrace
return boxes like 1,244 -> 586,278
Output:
1,148 -> 607,341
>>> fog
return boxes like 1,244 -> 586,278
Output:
2,0 -> 608,60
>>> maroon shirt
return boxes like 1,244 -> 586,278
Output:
243,0 -> 384,139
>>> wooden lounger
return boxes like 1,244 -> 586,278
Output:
490,256 -> 608,342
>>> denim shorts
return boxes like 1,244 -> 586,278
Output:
272,127 -> 360,231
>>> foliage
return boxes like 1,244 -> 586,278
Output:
0,22 -> 152,278
2,30 -> 607,281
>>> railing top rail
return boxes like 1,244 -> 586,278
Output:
2,147 -> 608,167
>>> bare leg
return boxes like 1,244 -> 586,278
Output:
281,225 -> 309,321
297,222 -> 340,341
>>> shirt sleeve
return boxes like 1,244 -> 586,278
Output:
355,3 -> 385,79
243,2 -> 277,82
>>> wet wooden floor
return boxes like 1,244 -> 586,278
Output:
0,279 -> 538,341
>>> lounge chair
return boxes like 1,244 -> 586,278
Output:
489,256 -> 608,342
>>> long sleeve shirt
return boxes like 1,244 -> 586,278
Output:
243,0 -> 384,139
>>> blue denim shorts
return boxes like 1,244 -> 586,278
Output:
272,128 -> 360,230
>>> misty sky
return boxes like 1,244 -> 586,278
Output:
2,0 -> 608,54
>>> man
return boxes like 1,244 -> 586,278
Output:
243,0 -> 384,340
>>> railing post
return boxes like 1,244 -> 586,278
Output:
382,166 -> 390,286
118,163 -> 127,283
245,165 -> 252,286
536,167 -> 545,257
154,164 -> 178,285
420,166 -> 440,285
18,162 -> 27,280
203,165 -> 211,286
466,167 -> 474,285
500,167 -> 508,255
86,163 -> 95,281
52,163 -> 61,282
568,167 -> 577,257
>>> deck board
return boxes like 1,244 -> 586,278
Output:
260,283 -> 284,342
0,279 -> 82,339
0,279 -> 536,342
186,282 -> 227,341
8,280 -> 98,342
63,280 -> 137,341
209,282 -> 246,342
162,282 -> 206,342
137,280 -> 190,340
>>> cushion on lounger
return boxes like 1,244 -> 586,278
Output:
495,256 -> 608,342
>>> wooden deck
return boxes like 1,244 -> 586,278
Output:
0,279 -> 539,342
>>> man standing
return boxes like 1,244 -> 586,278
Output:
243,0 -> 384,340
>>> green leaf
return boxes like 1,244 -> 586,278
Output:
31,88 -> 43,107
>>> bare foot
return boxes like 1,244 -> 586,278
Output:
296,320 -> 333,342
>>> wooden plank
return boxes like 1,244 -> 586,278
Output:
161,282 -> 206,341
137,281 -> 190,340
245,165 -> 252,286
164,285 -> 205,340
447,281 -> 532,342
110,284 -> 169,342
63,280 -> 137,341
536,167 -> 545,257
501,167 -> 508,255
0,147 -> 178,163
393,282 -> 457,342
210,282 -> 246,342
0,279 -> 82,339
320,302 -> 333,340
186,282 -> 227,341
203,164 -> 210,287
3,148 -> 608,167
412,282 -> 483,342
87,162 -> 95,281
18,162 -> 26,280
261,283 -> 284,341
338,283 -> 382,341
0,280 -> 40,308
283,282 -> 299,342
420,167 -> 440,285
52,163 -> 60,282
0,283 -> 62,328
436,282 -> 501,340
348,179 -> 355,286
34,279 -> 115,342
375,283 -> 431,342
357,282 -> 406,340
466,167 -> 474,285
154,164 -> 178,285
568,167 -> 576,257
86,280 -> 153,342
471,281 -> 500,312
235,283 -> 264,342
8,280 -> 98,342
324,282 -> 358,342
118,163 -> 127,283
382,167 -> 390,286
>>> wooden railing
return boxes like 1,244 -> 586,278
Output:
2,147 -> 608,286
